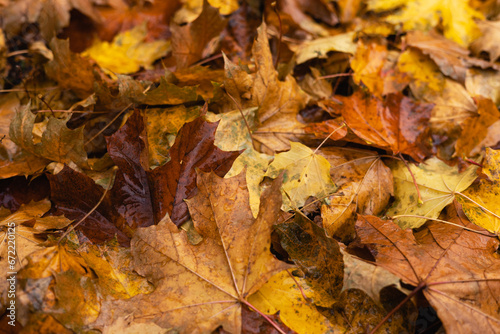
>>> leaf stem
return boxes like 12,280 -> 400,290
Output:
389,215 -> 495,236
241,299 -> 288,334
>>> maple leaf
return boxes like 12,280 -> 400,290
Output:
355,214 -> 500,333
334,91 -> 433,161
9,104 -> 88,169
171,1 -> 227,68
455,97 -> 500,157
294,32 -> 356,64
90,171 -> 289,333
458,148 -> 500,234
250,23 -> 308,153
387,156 -> 478,229
44,38 -> 97,99
82,23 -> 170,75
265,142 -> 337,211
367,0 -> 483,46
148,115 -> 241,226
319,147 -> 393,240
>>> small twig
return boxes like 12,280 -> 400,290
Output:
285,269 -> 312,304
465,158 -> 483,168
317,73 -> 353,80
36,94 -> 55,117
57,167 -> 117,245
398,153 -> 423,204
191,53 -> 223,67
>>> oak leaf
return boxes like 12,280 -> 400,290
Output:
91,171 -> 289,333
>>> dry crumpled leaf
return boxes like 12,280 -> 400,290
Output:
471,19 -> 500,62
250,23 -> 308,153
90,171 -> 289,333
0,94 -> 48,178
334,91 -> 433,161
458,148 -> 500,234
9,104 -> 88,169
386,156 -> 478,229
367,0 -> 483,46
82,23 -> 170,75
455,97 -> 500,157
356,214 -> 500,333
265,142 -> 337,211
406,30 -> 493,83
44,38 -> 97,99
466,69 -> 500,105
319,148 -> 393,240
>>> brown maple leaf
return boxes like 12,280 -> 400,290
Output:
355,211 -> 500,333
91,171 -> 289,333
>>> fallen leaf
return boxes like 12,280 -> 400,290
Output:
142,76 -> 199,105
455,97 -> 500,157
148,116 -> 241,226
355,214 -> 500,333
276,213 -> 344,307
265,142 -> 337,211
9,104 -> 88,169
367,0 -> 483,46
251,23 -> 308,153
458,148 -> 500,234
91,171 -> 289,333
351,41 -> 387,95
248,270 -> 343,334
471,19 -> 500,61
294,32 -> 356,64
386,156 -> 478,229
82,23 -> 170,75
44,38 -> 96,99
336,91 -> 433,161
171,1 -> 227,68
319,148 -> 393,239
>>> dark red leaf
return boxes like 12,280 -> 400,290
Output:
148,116 -> 241,226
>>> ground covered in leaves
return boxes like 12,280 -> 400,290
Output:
1,0 -> 500,333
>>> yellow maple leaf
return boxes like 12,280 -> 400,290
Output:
82,23 -> 170,75
265,142 -> 337,211
248,270 -> 343,334
368,0 -> 484,46
459,148 -> 500,234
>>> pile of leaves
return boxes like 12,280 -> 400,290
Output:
1,0 -> 500,333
